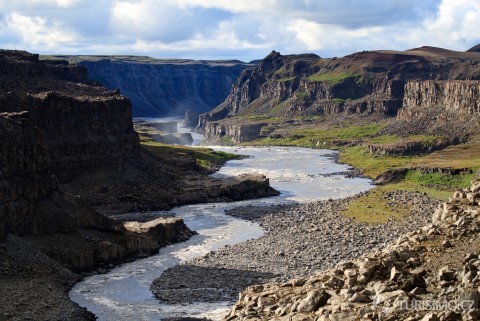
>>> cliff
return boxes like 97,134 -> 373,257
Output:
200,47 -> 480,143
0,51 -> 139,182
52,56 -> 251,117
400,80 -> 480,118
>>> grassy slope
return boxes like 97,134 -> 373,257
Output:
141,139 -> 240,172
246,123 -> 480,222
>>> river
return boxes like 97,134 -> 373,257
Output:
69,119 -> 373,320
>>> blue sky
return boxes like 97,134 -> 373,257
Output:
0,0 -> 479,61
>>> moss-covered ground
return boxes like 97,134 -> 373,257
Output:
244,122 -> 480,223
141,137 -> 240,172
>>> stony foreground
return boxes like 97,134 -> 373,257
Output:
223,179 -> 480,321
152,190 -> 439,304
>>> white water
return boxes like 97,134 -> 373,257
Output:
70,121 -> 373,320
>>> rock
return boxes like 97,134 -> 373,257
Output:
390,266 -> 401,281
442,240 -> 453,248
344,269 -> 357,278
184,110 -> 200,128
458,289 -> 480,309
438,266 -> 456,281
204,121 -> 268,145
78,58 -> 248,116
153,132 -> 194,145
420,312 -> 439,321
376,290 -> 406,304
410,287 -> 427,295
296,290 -> 329,312
350,292 -> 371,303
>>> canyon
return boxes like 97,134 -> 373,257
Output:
0,50 -> 276,321
50,55 -> 252,117
1,42 -> 480,321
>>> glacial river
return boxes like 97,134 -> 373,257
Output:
69,120 -> 373,320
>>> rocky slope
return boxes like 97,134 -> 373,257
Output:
224,178 -> 480,321
199,46 -> 480,144
152,190 -> 438,305
51,56 -> 251,116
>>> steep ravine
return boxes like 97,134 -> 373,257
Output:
53,56 -> 252,117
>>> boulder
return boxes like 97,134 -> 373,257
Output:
296,290 -> 329,312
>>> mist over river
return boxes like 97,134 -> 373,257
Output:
69,119 -> 373,320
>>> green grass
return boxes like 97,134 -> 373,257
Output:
141,140 -> 239,171
296,90 -> 309,101
277,76 -> 296,82
220,135 -> 234,146
367,135 -> 443,146
340,145 -> 411,177
247,124 -> 385,148
411,142 -> 480,170
307,71 -> 360,85
232,115 -> 282,122
343,188 -> 408,223
269,101 -> 286,114
404,170 -> 475,189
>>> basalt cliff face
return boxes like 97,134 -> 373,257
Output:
400,80 -> 480,119
56,56 -> 251,117
0,51 -> 139,182
200,47 -> 480,144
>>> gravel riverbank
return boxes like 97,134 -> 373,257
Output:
151,190 -> 440,305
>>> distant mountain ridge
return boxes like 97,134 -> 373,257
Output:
199,45 -> 480,124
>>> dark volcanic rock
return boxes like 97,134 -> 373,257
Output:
0,50 -> 274,321
153,133 -> 193,145
73,57 -> 251,116
0,51 -> 139,183
184,110 -> 199,128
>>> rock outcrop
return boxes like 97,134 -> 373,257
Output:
224,179 -> 480,321
184,110 -> 200,128
0,51 -> 139,182
400,80 -> 480,118
0,112 -> 114,238
204,122 -> 268,144
57,56 -> 251,116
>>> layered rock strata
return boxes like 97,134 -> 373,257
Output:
400,80 -> 480,118
200,47 -> 480,143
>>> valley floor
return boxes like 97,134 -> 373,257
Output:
151,190 -> 438,305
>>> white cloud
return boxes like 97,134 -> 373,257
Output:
5,12 -> 79,48
0,0 -> 478,61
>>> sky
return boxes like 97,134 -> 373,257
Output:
0,0 -> 479,62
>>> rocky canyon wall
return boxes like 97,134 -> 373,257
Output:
399,80 -> 480,119
0,51 -> 139,182
75,58 -> 250,117
201,48 -> 480,143
0,112 -> 115,241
